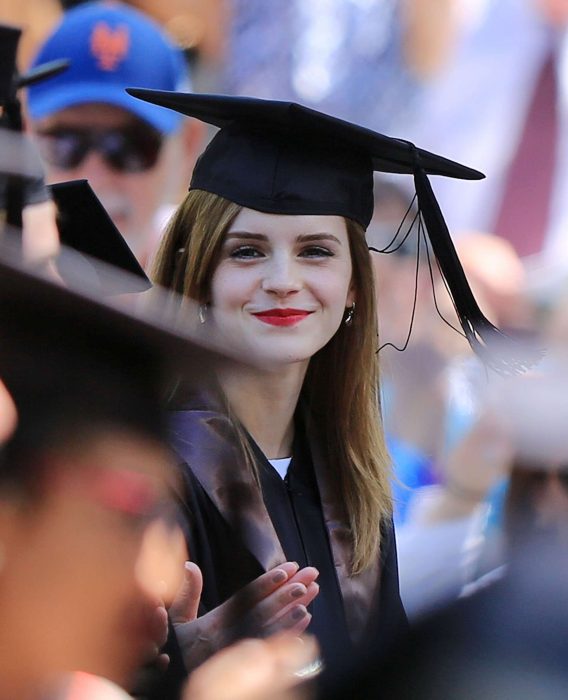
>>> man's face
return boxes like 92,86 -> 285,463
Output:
535,0 -> 568,24
1,431 -> 186,688
32,103 -> 176,263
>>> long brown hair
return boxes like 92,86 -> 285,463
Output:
153,189 -> 392,573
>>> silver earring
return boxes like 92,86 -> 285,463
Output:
344,302 -> 355,326
198,303 -> 208,324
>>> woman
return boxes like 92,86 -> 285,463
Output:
128,89 -> 492,677
157,191 -> 399,672
0,239 -> 319,700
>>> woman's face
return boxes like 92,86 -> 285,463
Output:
209,208 -> 355,369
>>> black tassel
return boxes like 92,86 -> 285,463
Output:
413,165 -> 537,373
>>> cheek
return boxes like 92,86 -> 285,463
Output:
10,517 -> 138,661
122,172 -> 164,214
314,265 -> 353,311
210,267 -> 256,309
24,500 -> 144,602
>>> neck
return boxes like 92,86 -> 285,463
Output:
218,361 -> 308,459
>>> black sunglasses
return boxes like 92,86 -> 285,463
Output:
36,122 -> 164,173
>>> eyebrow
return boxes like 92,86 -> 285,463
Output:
225,232 -> 343,245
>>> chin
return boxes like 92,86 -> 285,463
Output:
253,347 -> 317,370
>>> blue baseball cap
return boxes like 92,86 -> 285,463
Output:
27,2 -> 188,134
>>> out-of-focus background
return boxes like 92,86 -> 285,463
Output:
6,0 -> 568,621
8,0 -> 568,282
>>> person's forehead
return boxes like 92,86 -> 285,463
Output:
228,207 -> 349,238
33,103 -> 154,131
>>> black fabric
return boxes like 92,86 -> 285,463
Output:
150,406 -> 407,700
253,421 -> 352,666
126,90 -> 483,229
0,25 -> 20,105
191,123 -> 375,226
0,242 -> 218,486
50,180 -> 150,292
317,518 -> 409,696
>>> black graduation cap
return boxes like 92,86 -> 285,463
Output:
126,90 -> 519,370
49,179 -> 151,293
0,238 -> 227,473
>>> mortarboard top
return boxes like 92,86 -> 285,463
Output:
49,180 -> 151,294
126,90 -> 523,370
126,90 -> 483,229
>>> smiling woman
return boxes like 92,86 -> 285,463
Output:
211,209 -> 354,366
134,89 -> 491,693
152,192 -> 396,683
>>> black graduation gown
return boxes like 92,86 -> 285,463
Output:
149,400 -> 406,698
252,421 -> 351,664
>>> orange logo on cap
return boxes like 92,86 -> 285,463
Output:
90,22 -> 130,71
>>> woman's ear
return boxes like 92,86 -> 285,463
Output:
346,282 -> 356,309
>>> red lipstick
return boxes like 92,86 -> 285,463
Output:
253,308 -> 312,327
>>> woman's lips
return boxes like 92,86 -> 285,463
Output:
252,309 -> 313,327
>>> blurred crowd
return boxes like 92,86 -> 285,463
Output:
3,0 -> 568,699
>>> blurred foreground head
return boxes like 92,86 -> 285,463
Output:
0,243 -> 226,697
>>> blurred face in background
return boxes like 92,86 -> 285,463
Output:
32,103 -> 191,263
0,430 -> 186,690
535,0 -> 568,25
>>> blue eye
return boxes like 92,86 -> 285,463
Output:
229,245 -> 264,259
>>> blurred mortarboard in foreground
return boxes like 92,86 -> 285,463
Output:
49,179 -> 150,293
126,90 -> 519,370
0,238 -> 232,470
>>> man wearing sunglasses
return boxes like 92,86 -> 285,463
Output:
26,2 -> 203,268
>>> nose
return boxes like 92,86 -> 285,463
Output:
71,150 -> 118,186
134,520 -> 187,604
261,255 -> 302,297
